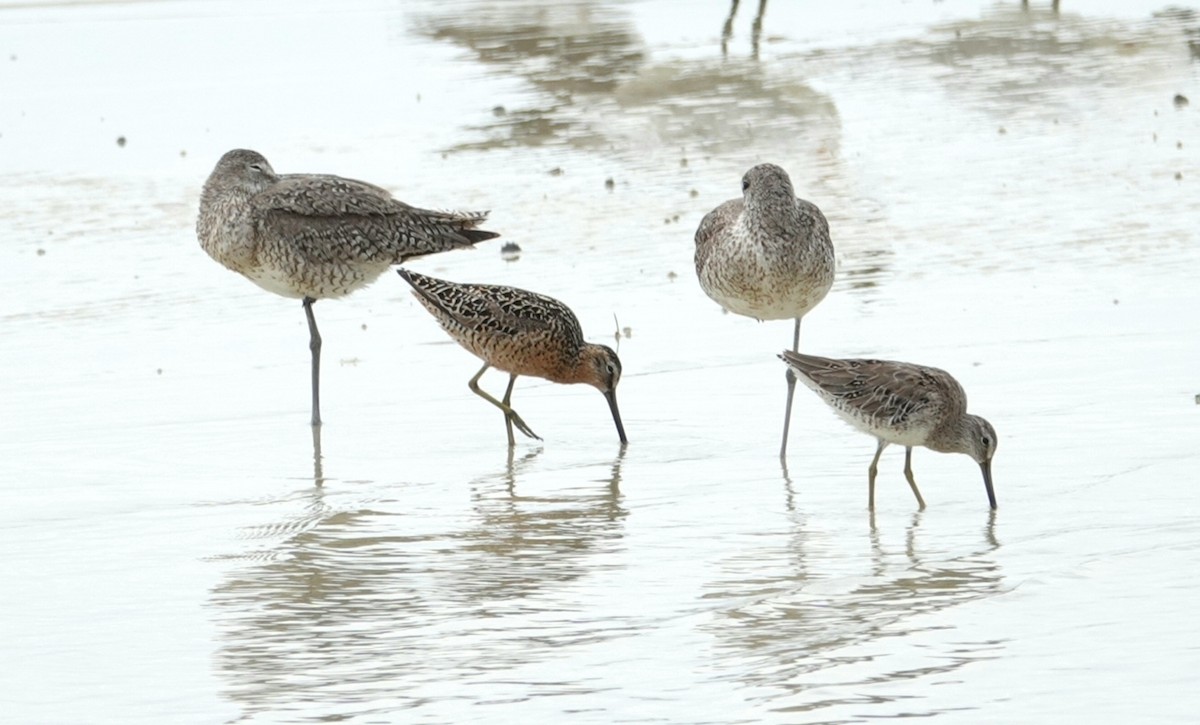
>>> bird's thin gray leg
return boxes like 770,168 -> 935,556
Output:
751,0 -> 767,59
468,364 -> 541,445
303,297 -> 322,427
501,373 -> 519,447
500,373 -> 540,443
311,424 -> 325,488
780,317 -> 802,458
868,439 -> 888,509
903,447 -> 927,509
721,0 -> 741,56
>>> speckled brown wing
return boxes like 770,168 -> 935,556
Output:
398,269 -> 584,345
694,198 -> 741,276
783,352 -> 963,430
252,174 -> 498,264
794,198 -> 831,241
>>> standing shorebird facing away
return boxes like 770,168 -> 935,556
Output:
397,269 -> 627,446
695,163 -> 835,458
196,149 -> 499,426
779,350 -> 998,510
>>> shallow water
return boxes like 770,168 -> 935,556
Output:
2,0 -> 1199,722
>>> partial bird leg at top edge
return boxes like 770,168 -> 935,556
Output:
779,317 -> 802,459
903,447 -> 928,509
303,297 -> 322,427
868,439 -> 887,509
467,363 -> 542,445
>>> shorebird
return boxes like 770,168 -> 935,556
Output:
196,149 -> 499,426
397,269 -> 627,446
779,350 -> 998,510
695,163 -> 835,458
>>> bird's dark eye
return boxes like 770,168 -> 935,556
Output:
982,435 -> 992,447
741,179 -> 750,192
248,163 -> 263,172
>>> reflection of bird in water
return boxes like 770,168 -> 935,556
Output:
781,458 -> 797,511
1021,0 -> 1061,13
450,446 -> 628,603
701,504 -> 1003,713
311,426 -> 325,488
398,269 -> 627,446
196,149 -> 499,426
869,509 -> 926,578
209,443 -> 627,717
780,350 -> 998,510
501,445 -> 545,491
695,163 -> 835,458
721,0 -> 769,59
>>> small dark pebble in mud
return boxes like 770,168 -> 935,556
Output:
116,136 -> 127,147
998,126 -> 1007,135
492,105 -> 506,117
156,368 -> 163,376
180,150 -> 187,157
667,271 -> 678,281
501,242 -> 522,261
1194,393 -> 1199,405
1176,171 -> 1183,180
680,157 -> 688,167
1178,141 -> 1184,149
690,189 -> 699,198
36,248 -> 45,256
361,323 -> 368,331
549,167 -> 563,176
605,177 -> 614,190
1174,93 -> 1189,108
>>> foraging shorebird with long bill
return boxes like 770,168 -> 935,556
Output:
398,269 -> 627,446
780,350 -> 998,510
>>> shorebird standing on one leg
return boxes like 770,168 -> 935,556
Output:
196,149 -> 499,426
779,350 -> 998,510
694,163 -> 835,458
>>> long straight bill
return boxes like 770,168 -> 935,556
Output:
604,390 -> 628,444
981,459 -> 997,509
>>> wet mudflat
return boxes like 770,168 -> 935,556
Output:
1,0 -> 1198,722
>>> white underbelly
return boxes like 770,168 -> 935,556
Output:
245,267 -> 307,298
828,405 -> 931,447
242,263 -> 383,299
700,252 -> 833,321
713,285 -> 830,320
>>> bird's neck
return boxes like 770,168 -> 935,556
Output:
558,345 -> 603,388
928,417 -> 972,456
745,191 -> 799,228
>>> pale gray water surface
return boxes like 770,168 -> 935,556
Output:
2,0 -> 1198,722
